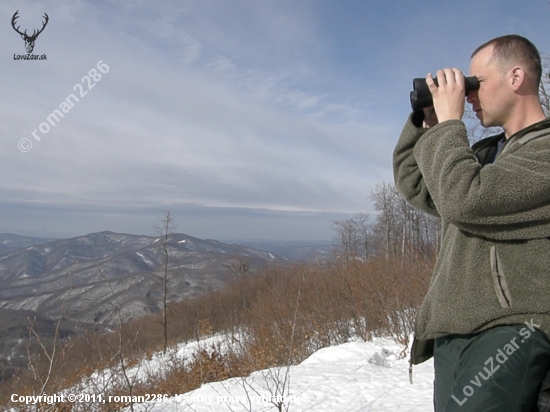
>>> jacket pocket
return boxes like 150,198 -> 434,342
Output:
490,246 -> 512,308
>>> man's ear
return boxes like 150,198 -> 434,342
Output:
510,66 -> 525,91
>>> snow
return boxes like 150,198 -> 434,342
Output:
63,334 -> 235,400
135,251 -> 154,267
123,337 -> 434,412
128,334 -> 234,384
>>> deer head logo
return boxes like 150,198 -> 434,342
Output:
11,11 -> 49,54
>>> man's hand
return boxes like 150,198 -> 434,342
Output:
426,68 -> 466,123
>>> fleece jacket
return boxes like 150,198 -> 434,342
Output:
393,111 -> 550,364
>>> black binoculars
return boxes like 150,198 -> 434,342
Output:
410,76 -> 479,111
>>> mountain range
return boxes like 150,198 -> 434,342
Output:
0,231 -> 334,380
0,231 -> 287,325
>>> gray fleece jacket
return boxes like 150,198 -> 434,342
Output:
393,111 -> 550,364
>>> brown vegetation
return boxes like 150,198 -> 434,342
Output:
0,183 -> 436,411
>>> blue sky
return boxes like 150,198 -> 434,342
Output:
1,0 -> 549,241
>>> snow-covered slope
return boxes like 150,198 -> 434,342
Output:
126,337 -> 434,412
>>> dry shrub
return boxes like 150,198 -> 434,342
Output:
0,251 -> 434,410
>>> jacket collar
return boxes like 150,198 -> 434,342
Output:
508,117 -> 550,141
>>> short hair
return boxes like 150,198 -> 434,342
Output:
472,34 -> 542,90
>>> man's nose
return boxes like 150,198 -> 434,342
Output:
466,90 -> 477,104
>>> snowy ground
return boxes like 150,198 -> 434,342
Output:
124,337 -> 434,412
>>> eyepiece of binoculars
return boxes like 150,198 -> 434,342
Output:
409,76 -> 479,111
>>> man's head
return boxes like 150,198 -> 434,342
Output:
472,34 -> 542,93
467,35 -> 544,133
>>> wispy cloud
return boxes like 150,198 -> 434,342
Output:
1,0 -> 549,240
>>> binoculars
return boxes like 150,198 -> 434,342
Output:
410,76 -> 479,111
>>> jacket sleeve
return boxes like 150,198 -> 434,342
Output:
393,112 -> 440,218
413,119 -> 550,240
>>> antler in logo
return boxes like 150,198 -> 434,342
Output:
11,11 -> 49,54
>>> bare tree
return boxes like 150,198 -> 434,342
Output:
25,309 -> 69,411
99,271 -> 145,412
333,183 -> 436,262
370,183 -> 402,260
540,54 -> 550,116
333,218 -> 356,262
156,211 -> 176,354
333,214 -> 368,265
21,280 -> 76,412
329,183 -> 439,263
237,283 -> 305,412
227,248 -> 250,342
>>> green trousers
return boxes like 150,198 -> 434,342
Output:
433,323 -> 550,412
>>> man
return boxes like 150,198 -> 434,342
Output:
393,34 -> 550,411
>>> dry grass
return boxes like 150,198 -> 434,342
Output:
0,252 -> 434,411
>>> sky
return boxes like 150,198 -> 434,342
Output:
1,0 -> 549,242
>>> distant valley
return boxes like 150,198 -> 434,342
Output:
0,231 -> 289,325
0,231 -> 332,379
